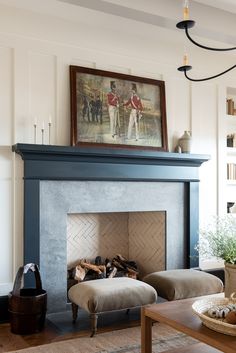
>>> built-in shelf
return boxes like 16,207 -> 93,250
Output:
227,180 -> 236,185
221,87 -> 236,214
226,114 -> 236,119
227,147 -> 236,154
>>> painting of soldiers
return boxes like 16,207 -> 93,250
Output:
70,65 -> 168,151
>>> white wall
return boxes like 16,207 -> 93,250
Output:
0,1 -> 235,294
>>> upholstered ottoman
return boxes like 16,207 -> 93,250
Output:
68,277 -> 157,336
143,269 -> 223,301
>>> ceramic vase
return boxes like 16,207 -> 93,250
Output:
178,131 -> 192,153
224,262 -> 236,298
229,202 -> 236,214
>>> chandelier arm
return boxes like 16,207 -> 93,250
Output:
185,27 -> 236,51
184,64 -> 236,82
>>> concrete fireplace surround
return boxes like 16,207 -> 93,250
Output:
13,144 -> 209,313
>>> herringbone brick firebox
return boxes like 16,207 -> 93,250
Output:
67,211 -> 165,278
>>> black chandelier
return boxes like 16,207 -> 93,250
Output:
176,0 -> 236,82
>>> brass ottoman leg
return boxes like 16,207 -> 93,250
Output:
72,303 -> 79,323
90,313 -> 98,337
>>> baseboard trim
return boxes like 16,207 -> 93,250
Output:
0,296 -> 9,323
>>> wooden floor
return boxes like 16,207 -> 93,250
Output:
0,307 -> 141,352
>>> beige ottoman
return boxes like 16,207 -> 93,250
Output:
143,269 -> 223,301
68,277 -> 157,336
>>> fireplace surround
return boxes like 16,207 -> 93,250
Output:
13,144 -> 209,313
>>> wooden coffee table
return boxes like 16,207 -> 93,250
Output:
141,296 -> 236,353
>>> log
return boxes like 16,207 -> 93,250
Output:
95,256 -> 102,266
112,254 -> 139,279
74,265 -> 86,282
112,259 -> 126,270
115,254 -> 138,272
127,268 -> 138,279
79,260 -> 106,278
108,267 -> 117,278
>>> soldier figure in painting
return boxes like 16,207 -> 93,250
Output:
107,81 -> 120,137
89,96 -> 96,122
82,95 -> 90,122
123,83 -> 143,141
95,95 -> 103,124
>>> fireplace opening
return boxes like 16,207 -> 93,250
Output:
67,211 -> 166,290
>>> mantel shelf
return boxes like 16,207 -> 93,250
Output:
12,143 -> 210,182
12,143 -> 210,168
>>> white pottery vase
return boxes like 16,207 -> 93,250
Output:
178,131 -> 192,153
224,262 -> 236,298
229,202 -> 236,214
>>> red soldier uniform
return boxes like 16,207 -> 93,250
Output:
107,92 -> 119,107
124,94 -> 143,111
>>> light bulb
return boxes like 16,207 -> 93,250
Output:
183,54 -> 189,66
183,0 -> 189,20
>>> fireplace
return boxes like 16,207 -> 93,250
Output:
13,144 -> 209,313
67,211 -> 166,278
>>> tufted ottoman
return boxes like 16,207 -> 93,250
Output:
143,269 -> 223,301
68,277 -> 157,336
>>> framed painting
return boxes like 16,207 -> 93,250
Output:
70,65 -> 168,151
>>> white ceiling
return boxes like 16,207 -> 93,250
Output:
1,0 -> 236,16
56,0 -> 236,47
0,0 -> 235,46
59,0 -> 236,15
194,0 -> 236,14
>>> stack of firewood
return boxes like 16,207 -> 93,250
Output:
68,254 -> 139,284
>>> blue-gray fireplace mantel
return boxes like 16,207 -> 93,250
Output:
12,143 -> 210,312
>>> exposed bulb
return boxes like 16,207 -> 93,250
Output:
183,54 -> 189,66
183,0 -> 189,20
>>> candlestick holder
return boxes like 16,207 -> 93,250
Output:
41,128 -> 44,145
34,124 -> 37,144
48,122 -> 52,145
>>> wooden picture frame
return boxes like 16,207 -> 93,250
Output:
70,65 -> 168,151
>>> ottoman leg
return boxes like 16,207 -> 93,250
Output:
72,303 -> 79,323
90,313 -> 98,337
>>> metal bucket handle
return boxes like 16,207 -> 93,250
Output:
12,263 -> 42,296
